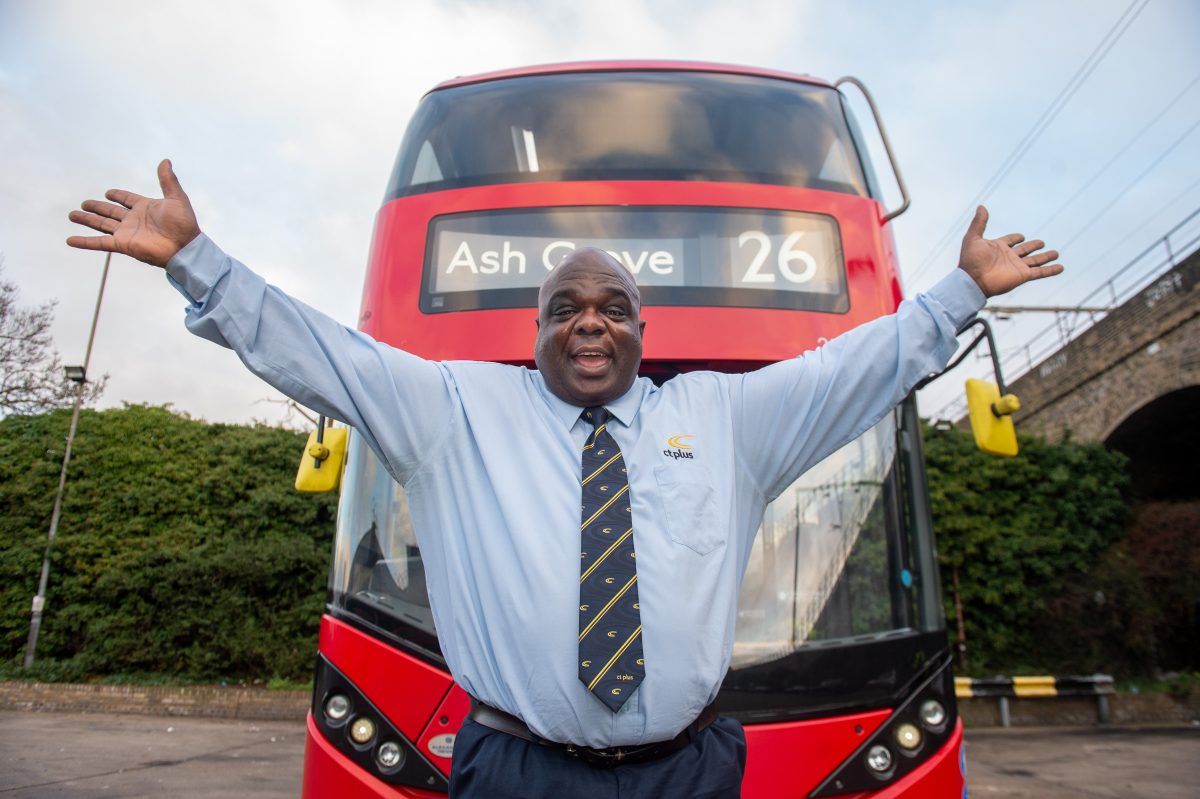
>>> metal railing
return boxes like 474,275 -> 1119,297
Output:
930,206 -> 1200,421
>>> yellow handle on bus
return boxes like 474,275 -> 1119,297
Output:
965,379 -> 1020,457
296,426 -> 348,493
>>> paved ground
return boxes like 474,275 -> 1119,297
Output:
0,711 -> 302,798
1,711 -> 1198,797
963,724 -> 1200,798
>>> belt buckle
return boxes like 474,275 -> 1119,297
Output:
567,744 -> 626,769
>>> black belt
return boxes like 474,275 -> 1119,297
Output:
468,699 -> 720,769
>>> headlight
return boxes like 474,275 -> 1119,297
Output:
377,740 -> 403,769
349,716 -> 377,745
894,722 -> 922,751
919,698 -> 947,729
866,744 -> 893,774
324,693 -> 350,722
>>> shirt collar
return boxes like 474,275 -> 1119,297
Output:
538,376 -> 649,430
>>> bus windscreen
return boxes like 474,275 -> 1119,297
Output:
388,71 -> 871,198
422,207 -> 848,313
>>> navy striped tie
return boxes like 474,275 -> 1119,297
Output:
577,407 -> 645,711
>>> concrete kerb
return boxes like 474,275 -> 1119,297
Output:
2,681 -> 1197,727
958,691 -> 1200,728
0,680 -> 309,721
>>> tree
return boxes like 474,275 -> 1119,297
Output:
0,261 -> 106,416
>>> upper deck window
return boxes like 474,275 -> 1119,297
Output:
387,71 -> 871,198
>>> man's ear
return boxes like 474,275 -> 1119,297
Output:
535,317 -> 541,331
639,320 -> 646,337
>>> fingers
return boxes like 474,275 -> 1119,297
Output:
1026,263 -> 1065,281
105,188 -> 148,208
66,234 -> 118,252
1013,239 -> 1044,257
965,205 -> 988,240
81,199 -> 128,221
998,232 -> 1026,247
1024,249 -> 1059,268
68,209 -> 120,234
157,158 -> 186,200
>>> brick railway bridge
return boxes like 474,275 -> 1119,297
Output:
1002,244 -> 1199,499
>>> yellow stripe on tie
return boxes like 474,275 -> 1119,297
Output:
582,424 -> 607,451
588,625 -> 642,691
580,484 -> 629,530
579,528 -> 634,583
582,451 -> 624,486
1013,676 -> 1057,698
579,575 -> 638,641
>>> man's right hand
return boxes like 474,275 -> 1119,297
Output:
67,159 -> 201,268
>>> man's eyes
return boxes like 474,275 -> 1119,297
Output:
551,306 -> 628,319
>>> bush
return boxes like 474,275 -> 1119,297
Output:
923,423 -> 1130,674
0,405 -> 338,682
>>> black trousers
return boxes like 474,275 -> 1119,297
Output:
448,716 -> 747,799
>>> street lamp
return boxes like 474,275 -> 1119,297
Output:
24,251 -> 110,668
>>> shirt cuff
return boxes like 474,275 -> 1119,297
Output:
165,233 -> 228,306
924,268 -> 987,330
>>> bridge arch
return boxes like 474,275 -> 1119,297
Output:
1103,384 -> 1200,500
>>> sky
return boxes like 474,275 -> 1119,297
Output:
1,0 -> 1198,427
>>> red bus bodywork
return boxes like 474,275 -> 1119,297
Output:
303,61 -> 964,799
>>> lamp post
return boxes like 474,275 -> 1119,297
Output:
24,252 -> 111,668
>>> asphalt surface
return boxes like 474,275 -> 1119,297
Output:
1,711 -> 1198,797
963,724 -> 1200,798
0,712 -> 301,798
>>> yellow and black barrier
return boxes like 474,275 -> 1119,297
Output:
955,675 -> 1114,726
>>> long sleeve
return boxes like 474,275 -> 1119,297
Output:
165,234 -> 456,483
731,268 -> 985,500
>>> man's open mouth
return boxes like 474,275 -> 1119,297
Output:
572,350 -> 612,373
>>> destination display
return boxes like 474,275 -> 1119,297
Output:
421,207 -> 847,313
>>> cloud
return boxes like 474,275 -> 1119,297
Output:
1,0 -> 1198,426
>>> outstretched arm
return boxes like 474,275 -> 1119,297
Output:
66,161 -> 455,483
733,207 -> 1063,499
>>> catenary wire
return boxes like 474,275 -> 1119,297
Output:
1035,72 -> 1200,231
1058,115 -> 1200,251
906,0 -> 1151,287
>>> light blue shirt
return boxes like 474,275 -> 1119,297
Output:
166,233 -> 984,748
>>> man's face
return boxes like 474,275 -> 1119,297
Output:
534,248 -> 645,408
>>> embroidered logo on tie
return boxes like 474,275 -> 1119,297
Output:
578,407 -> 644,712
663,433 -> 696,460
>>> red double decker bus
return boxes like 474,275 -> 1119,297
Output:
302,61 -> 965,798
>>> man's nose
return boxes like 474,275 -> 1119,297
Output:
574,308 -> 605,334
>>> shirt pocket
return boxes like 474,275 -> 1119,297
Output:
653,463 -> 723,556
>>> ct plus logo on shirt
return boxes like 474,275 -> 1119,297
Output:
663,434 -> 695,460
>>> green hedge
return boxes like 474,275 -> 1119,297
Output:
923,423 -> 1132,675
1,406 -> 1171,682
0,405 -> 338,682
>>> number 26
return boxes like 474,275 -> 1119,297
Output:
738,230 -> 817,284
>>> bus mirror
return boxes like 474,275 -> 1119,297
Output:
965,378 -> 1020,457
295,423 -> 348,493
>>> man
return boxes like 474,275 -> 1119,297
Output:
68,160 -> 1062,798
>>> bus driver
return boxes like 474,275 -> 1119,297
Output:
67,159 -> 1062,799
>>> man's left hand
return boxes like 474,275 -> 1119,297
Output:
957,205 -> 1063,297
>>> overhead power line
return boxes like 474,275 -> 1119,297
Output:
1035,72 -> 1200,231
927,203 -> 1200,420
1023,170 -> 1200,303
1058,115 -> 1200,250
906,0 -> 1151,286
